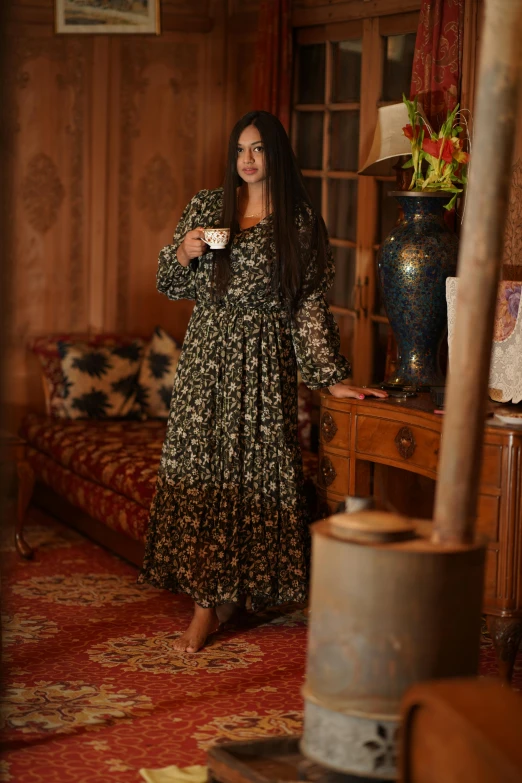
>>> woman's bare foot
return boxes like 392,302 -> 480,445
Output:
172,604 -> 221,653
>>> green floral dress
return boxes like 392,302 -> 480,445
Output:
138,188 -> 350,609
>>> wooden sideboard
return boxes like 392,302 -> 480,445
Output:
318,391 -> 522,682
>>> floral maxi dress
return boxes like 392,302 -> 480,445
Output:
138,188 -> 351,608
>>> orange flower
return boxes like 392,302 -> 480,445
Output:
422,137 -> 457,164
402,124 -> 421,141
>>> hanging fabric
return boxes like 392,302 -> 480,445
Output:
252,0 -> 292,131
410,0 -> 465,129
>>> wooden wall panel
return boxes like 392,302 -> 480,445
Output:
225,31 -> 258,135
2,1 -> 227,422
6,36 -> 93,413
108,35 -> 212,342
2,0 -> 257,423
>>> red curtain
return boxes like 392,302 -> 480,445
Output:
252,0 -> 292,131
410,0 -> 465,129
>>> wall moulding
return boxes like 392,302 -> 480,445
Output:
292,0 -> 422,27
6,1 -> 215,34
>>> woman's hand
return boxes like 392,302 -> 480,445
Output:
176,228 -> 208,267
328,383 -> 388,400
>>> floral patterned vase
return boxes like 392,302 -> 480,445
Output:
378,192 -> 459,388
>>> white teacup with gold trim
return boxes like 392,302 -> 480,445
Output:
202,228 -> 230,250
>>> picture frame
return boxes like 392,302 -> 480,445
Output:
55,0 -> 161,35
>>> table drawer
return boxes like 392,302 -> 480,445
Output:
355,414 -> 440,474
319,409 -> 351,450
317,449 -> 350,495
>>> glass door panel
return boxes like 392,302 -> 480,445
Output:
328,246 -> 356,309
328,179 -> 358,242
376,181 -> 400,244
296,112 -> 324,169
334,314 -> 355,374
297,44 -> 326,104
332,40 -> 362,102
381,33 -> 417,102
372,322 -> 391,384
330,111 -> 360,171
303,176 -> 322,213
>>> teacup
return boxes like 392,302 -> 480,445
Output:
202,228 -> 230,250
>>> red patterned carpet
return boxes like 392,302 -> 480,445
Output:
1,507 -> 521,783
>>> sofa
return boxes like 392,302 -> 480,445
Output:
19,331 -> 319,567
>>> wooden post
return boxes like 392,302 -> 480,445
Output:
432,0 -> 522,545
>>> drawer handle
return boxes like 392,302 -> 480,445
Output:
394,426 -> 416,459
320,456 -> 337,487
321,412 -> 338,443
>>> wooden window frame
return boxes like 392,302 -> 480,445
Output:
292,11 -> 420,384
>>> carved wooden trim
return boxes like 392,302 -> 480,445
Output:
320,455 -> 337,487
321,412 -> 338,443
503,158 -> 522,269
394,427 -> 416,460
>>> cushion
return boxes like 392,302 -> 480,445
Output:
29,333 -> 144,418
138,327 -> 182,418
58,341 -> 144,419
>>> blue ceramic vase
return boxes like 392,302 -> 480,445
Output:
378,192 -> 459,388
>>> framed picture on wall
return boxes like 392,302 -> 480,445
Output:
55,0 -> 160,34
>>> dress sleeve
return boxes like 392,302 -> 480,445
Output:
291,239 -> 352,390
156,194 -> 201,301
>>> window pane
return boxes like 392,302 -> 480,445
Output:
382,33 -> 416,102
335,313 -> 355,368
328,246 -> 356,309
328,179 -> 357,241
304,177 -> 323,215
298,44 -> 326,104
376,181 -> 400,244
372,323 -> 394,384
330,111 -> 359,171
332,39 -> 362,103
296,111 -> 324,170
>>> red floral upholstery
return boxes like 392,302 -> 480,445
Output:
20,414 -> 318,544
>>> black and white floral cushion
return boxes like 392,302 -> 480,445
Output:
58,340 -> 144,419
138,327 -> 182,418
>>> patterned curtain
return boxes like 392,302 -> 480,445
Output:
410,0 -> 465,129
252,0 -> 292,131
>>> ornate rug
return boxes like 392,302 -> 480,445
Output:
1,507 -> 520,783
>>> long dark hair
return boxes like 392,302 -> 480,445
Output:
212,110 -> 329,311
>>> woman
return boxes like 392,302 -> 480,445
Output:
139,111 -> 387,653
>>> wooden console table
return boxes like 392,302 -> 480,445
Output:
318,391 -> 522,682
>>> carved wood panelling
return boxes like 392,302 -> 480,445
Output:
7,38 -> 91,382
136,154 -> 178,233
228,0 -> 260,14
22,152 -> 65,233
226,33 -> 257,134
111,35 -> 208,338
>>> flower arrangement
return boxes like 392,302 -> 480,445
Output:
402,94 -> 470,210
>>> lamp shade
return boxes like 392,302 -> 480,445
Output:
358,102 -> 414,176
